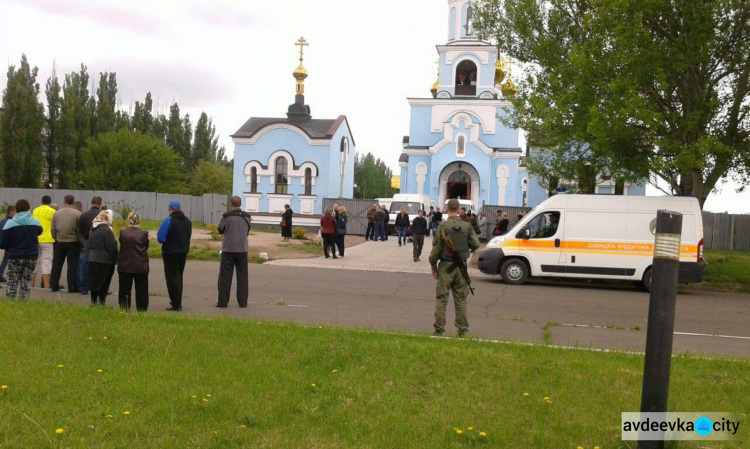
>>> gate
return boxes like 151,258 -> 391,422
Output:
322,198 -> 378,236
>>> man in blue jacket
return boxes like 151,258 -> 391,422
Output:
0,205 -> 16,283
157,200 -> 192,311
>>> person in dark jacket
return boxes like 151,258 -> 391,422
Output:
118,212 -> 150,311
0,205 -> 16,283
411,210 -> 429,262
281,204 -> 293,242
88,210 -> 118,305
394,207 -> 410,246
498,213 -> 510,235
335,206 -> 348,258
77,196 -> 102,295
217,196 -> 252,308
365,204 -> 377,241
0,200 -> 42,299
431,208 -> 443,237
374,206 -> 386,241
320,208 -> 337,259
382,205 -> 390,240
157,200 -> 192,311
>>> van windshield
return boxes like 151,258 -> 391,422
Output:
390,201 -> 422,214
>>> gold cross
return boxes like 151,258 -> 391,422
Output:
295,36 -> 309,61
507,57 -> 513,75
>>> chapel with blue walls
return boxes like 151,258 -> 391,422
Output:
231,37 -> 355,216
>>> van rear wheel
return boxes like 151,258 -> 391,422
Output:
634,268 -> 652,292
500,259 -> 528,285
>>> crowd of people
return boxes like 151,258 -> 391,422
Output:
0,195 -> 192,312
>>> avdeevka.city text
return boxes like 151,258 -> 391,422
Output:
622,417 -> 740,435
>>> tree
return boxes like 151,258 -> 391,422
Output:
131,92 -> 153,135
0,54 -> 46,187
185,160 -> 233,195
93,72 -> 117,137
59,64 -> 92,185
45,64 -> 63,186
191,112 -> 219,168
473,0 -> 750,208
78,129 -> 182,192
353,152 -> 393,199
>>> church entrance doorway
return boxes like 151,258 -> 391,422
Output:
438,162 -> 480,208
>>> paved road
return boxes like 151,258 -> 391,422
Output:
23,244 -> 750,358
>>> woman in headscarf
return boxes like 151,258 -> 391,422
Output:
335,206 -> 348,258
281,204 -> 293,242
88,210 -> 118,305
118,212 -> 150,311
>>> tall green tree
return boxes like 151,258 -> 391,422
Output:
93,72 -> 117,137
353,152 -> 393,199
78,129 -> 182,192
44,64 -> 63,187
473,0 -> 750,208
131,92 -> 153,135
191,112 -> 218,168
185,160 -> 233,195
151,113 -> 168,146
0,54 -> 46,187
59,64 -> 92,186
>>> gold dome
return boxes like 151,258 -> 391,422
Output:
430,64 -> 440,97
501,77 -> 518,98
293,61 -> 308,81
494,57 -> 507,85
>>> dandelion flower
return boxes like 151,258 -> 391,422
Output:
543,396 -> 550,400
240,424 -> 247,429
479,432 -> 487,437
594,446 -> 601,449
523,392 -> 529,396
318,325 -> 323,329
213,430 -> 218,435
97,369 -> 103,373
310,383 -> 316,388
103,337 -> 108,340
106,415 -> 113,418
332,370 -> 338,373
1,385 -> 7,390
456,429 -> 463,435
546,400 -> 552,404
57,364 -> 64,368
123,411 -> 130,415
577,447 -> 583,449
191,395 -> 197,399
55,428 -> 64,434
467,427 -> 473,431
202,398 -> 208,403
206,394 -> 212,398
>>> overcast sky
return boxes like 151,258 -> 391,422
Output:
1,0 -> 747,213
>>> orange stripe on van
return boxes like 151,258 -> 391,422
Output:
501,240 -> 698,258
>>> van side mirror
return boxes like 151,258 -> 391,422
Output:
517,227 -> 530,239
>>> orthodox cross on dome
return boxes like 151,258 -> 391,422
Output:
295,36 -> 309,61
292,36 -> 310,96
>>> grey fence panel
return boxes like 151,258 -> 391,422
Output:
711,212 -> 732,250
702,212 -> 715,250
732,214 -> 750,251
322,198 -> 377,236
203,194 -> 228,224
481,204 -> 532,236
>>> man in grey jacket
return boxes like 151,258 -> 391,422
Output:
50,195 -> 82,292
216,196 -> 252,308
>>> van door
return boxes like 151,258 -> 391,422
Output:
519,210 -> 563,276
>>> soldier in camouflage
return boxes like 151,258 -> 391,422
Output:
429,198 -> 480,337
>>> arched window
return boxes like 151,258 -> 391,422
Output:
464,5 -> 473,36
250,167 -> 257,193
275,157 -> 288,194
304,168 -> 312,196
457,136 -> 466,156
455,60 -> 477,96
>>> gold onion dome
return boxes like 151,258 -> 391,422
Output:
501,77 -> 518,97
494,57 -> 507,85
293,61 -> 308,81
430,78 -> 439,97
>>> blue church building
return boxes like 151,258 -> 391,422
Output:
399,0 -> 645,208
232,37 -> 355,216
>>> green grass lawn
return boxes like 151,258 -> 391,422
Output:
0,302 -> 747,448
702,250 -> 750,292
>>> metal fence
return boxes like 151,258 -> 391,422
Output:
0,188 -> 229,225
702,211 -> 750,251
322,198 -> 378,236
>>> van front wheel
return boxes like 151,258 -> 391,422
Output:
500,259 -> 528,285
634,268 -> 652,292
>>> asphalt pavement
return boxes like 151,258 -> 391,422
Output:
16,237 -> 750,358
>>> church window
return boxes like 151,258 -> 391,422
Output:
464,5 -> 473,36
455,60 -> 477,96
275,157 -> 288,194
457,136 -> 466,156
448,170 -> 471,183
304,168 -> 312,196
250,167 -> 258,193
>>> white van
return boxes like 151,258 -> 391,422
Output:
443,198 -> 476,216
478,195 -> 706,291
375,197 -> 393,212
389,194 -> 431,215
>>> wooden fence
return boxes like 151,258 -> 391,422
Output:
322,198 -> 378,236
702,211 -> 750,251
0,188 -> 229,225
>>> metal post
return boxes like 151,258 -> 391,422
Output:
638,210 -> 683,449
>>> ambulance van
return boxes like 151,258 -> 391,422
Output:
477,194 -> 706,291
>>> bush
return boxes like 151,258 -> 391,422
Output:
292,227 -> 307,239
204,223 -> 221,241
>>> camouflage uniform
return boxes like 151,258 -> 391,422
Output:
429,215 -> 480,335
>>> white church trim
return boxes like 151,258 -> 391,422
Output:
415,162 -> 428,195
243,151 -> 318,187
232,124 -> 330,146
444,50 -> 489,65
438,162 -> 480,209
496,165 -> 509,205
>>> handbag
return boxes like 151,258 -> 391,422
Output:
493,226 -> 501,236
280,220 -> 286,227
